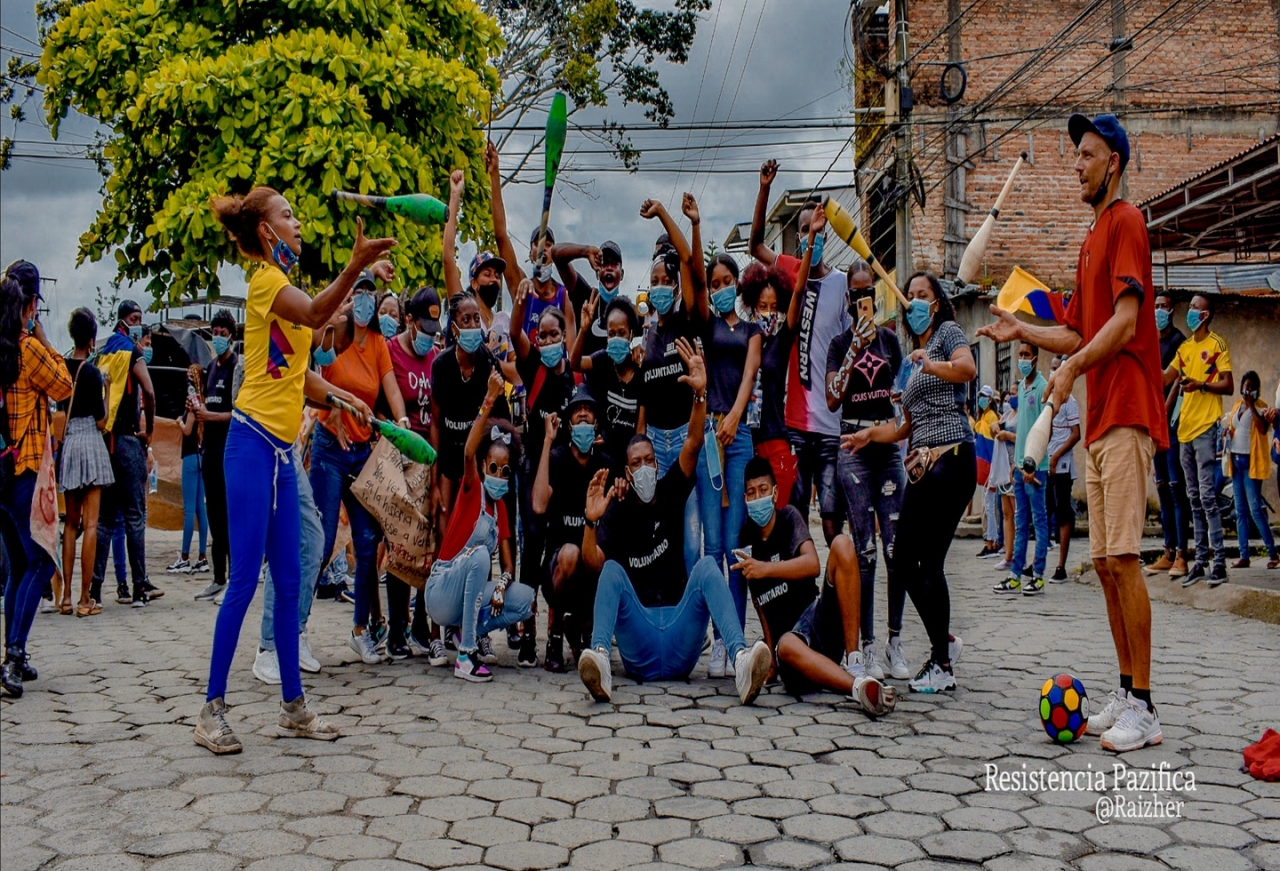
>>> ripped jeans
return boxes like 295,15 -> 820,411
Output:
836,442 -> 906,642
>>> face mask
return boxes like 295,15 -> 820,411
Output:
1018,360 -> 1034,378
534,262 -> 555,283
26,318 -> 36,333
1154,308 -> 1170,331
483,474 -> 509,501
978,397 -> 989,411
352,293 -> 376,327
313,344 -> 337,366
630,464 -> 657,503
756,311 -> 781,336
745,494 -> 775,527
477,283 -> 501,309
212,335 -> 230,357
606,336 -> 631,365
1009,395 -> 1019,411
457,327 -> 484,354
711,286 -> 737,314
597,284 -> 619,306
142,347 -> 154,364
649,286 -> 675,316
540,341 -> 564,368
128,324 -> 143,342
379,314 -> 399,339
906,298 -> 935,336
798,234 -> 825,265
268,225 -> 298,274
412,329 -> 434,356
570,423 -> 595,453
1186,309 -> 1205,332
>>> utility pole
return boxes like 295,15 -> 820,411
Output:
942,0 -> 969,282
892,0 -> 914,281
1110,0 -> 1129,199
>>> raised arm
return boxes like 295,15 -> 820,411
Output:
787,209 -> 818,332
271,217 -> 396,329
442,170 -> 464,301
750,160 -> 779,266
532,413 -> 558,515
683,193 -> 710,322
486,142 -> 528,299
640,199 -> 702,316
509,278 -> 534,362
675,338 -> 710,479
580,468 -> 615,573
463,370 -> 506,487
569,291 -> 599,372
552,242 -> 596,291
976,305 -> 1083,357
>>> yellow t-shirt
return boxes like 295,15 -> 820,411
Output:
1172,331 -> 1231,443
235,265 -> 311,443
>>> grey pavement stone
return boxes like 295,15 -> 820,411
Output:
484,841 -> 570,871
126,831 -> 218,857
531,819 -> 613,850
781,811 -> 863,842
307,835 -> 396,860
919,830 -> 1012,861
615,818 -> 693,845
749,839 -> 833,868
657,837 -> 743,869
575,795 -> 652,822
570,840 -> 655,871
1083,823 -> 1173,853
216,830 -> 309,859
448,816 -> 532,847
395,839 -> 483,868
243,858 -> 336,871
1156,845 -> 1260,871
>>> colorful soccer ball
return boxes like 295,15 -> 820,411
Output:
1039,673 -> 1089,743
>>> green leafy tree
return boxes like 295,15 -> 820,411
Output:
36,0 -> 502,305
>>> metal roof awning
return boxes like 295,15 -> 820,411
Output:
1152,261 -> 1280,296
1140,135 -> 1280,254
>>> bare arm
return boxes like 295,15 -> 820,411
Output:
180,406 -> 196,437
581,468 -> 614,573
1049,423 -> 1081,471
302,369 -> 370,420
271,218 -> 395,329
133,359 -> 155,440
442,170 -> 464,303
552,242 -> 596,290
750,160 -> 779,266
675,338 -> 709,479
1045,294 -> 1139,411
915,344 -> 976,383
509,278 -> 533,362
975,305 -> 1083,357
532,414 -> 558,515
683,193 -> 710,323
381,369 -> 407,423
734,539 -> 821,582
569,291 -> 597,372
486,142 -> 528,299
464,370 -> 505,487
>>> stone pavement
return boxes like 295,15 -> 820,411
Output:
3,527 -> 1279,871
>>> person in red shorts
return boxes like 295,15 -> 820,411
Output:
979,113 -> 1169,754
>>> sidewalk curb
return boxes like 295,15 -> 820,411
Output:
1076,561 -> 1280,625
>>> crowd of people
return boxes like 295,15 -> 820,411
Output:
3,114 -> 1276,760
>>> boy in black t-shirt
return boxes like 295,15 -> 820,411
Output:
738,458 -> 895,716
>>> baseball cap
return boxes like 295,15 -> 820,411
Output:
117,299 -> 143,321
979,385 -> 995,398
354,269 -> 377,291
529,226 -> 556,246
1068,113 -> 1130,172
469,250 -> 507,282
565,384 -> 598,417
4,260 -> 41,299
599,241 -> 623,265
406,286 -> 443,335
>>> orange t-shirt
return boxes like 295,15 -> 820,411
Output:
320,332 -> 393,443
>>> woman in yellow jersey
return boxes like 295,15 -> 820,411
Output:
196,187 -> 395,755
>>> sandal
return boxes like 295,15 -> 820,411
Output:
77,601 -> 102,618
59,601 -> 73,615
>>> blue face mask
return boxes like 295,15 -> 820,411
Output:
268,226 -> 298,274
570,422 -> 595,453
905,298 -> 935,336
26,318 -> 36,333
379,314 -> 399,339
128,324 -> 143,342
597,284 -> 619,305
540,341 -> 564,368
1009,395 -> 1019,411
142,347 -> 153,365
605,335 -> 631,365
978,396 -> 989,410
456,327 -> 484,353
745,494 -> 775,527
412,329 -> 434,356
1154,308 -> 1170,331
649,286 -> 675,316
212,335 -> 230,357
352,293 -> 376,327
313,345 -> 337,367
483,474 -> 509,501
1018,360 -> 1034,378
711,286 -> 737,314
1186,309 -> 1205,332
798,234 -> 825,265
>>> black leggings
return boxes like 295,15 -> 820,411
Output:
202,448 -> 230,585
893,441 -> 976,665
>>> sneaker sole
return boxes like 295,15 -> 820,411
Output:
518,659 -> 538,668
1022,589 -> 1045,596
908,682 -> 956,694
1100,729 -> 1162,753
194,732 -> 242,754
578,656 -> 610,702
252,665 -> 282,686
993,587 -> 1022,594
427,656 -> 448,667
299,661 -> 322,674
857,678 -> 897,717
276,725 -> 339,740
453,668 -> 493,683
739,644 -> 772,705
707,665 -> 726,679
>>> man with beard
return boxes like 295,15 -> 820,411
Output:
553,239 -> 625,356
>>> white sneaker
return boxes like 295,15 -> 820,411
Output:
885,636 -> 910,680
862,641 -> 886,680
707,638 -> 727,678
1087,688 -> 1129,735
165,557 -> 191,574
253,648 -> 282,685
298,631 -> 321,674
843,650 -> 896,717
733,641 -> 772,705
39,598 -> 57,614
348,630 -> 383,665
948,635 -> 963,666
1100,697 -> 1163,752
578,647 -> 613,702
908,660 -> 956,693
213,587 -> 225,606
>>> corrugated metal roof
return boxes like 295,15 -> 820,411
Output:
1152,262 -> 1280,296
1138,133 -> 1280,207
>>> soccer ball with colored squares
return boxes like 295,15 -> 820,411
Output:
1039,673 -> 1089,743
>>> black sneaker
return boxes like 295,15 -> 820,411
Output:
116,584 -> 132,604
1181,563 -> 1207,588
369,618 -> 388,651
0,660 -> 23,698
476,635 -> 498,665
335,584 -> 355,605
1050,566 -> 1068,583
518,635 -> 538,668
1208,563 -> 1229,587
140,578 -> 164,599
385,636 -> 411,661
506,625 -> 525,649
544,634 -> 566,673
444,629 -> 458,651
314,584 -> 336,600
131,588 -> 150,608
13,651 -> 37,682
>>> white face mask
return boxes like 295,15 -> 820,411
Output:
630,464 -> 658,503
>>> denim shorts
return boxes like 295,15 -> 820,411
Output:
778,582 -> 844,696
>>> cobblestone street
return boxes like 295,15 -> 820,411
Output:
3,528 -> 1278,871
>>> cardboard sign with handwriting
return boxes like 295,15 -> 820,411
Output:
352,437 -> 435,589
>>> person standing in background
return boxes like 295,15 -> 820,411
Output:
1145,289 -> 1191,579
1224,371 -> 1277,571
994,342 -> 1050,596
1046,356 -> 1081,582
169,365 -> 209,576
194,309 -> 237,602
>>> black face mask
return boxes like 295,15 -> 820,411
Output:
477,283 -> 501,308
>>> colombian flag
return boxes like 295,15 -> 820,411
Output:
997,266 -> 1066,323
973,408 -> 999,487
97,329 -> 136,431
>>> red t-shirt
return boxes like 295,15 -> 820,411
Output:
436,474 -> 512,562
1065,200 -> 1169,451
387,335 -> 436,435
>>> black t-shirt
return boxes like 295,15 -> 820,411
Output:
826,326 -> 903,431
586,351 -> 641,465
597,463 -> 697,608
517,346 -> 575,465
543,445 -> 614,551
64,358 -> 106,423
566,270 -> 594,328
756,326 -> 794,443
202,353 -> 236,458
111,345 -> 144,437
640,314 -> 695,432
702,316 -> 761,415
741,504 -> 818,640
431,348 -> 511,476
1158,328 -> 1185,419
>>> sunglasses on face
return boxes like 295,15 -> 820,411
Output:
485,461 -> 512,479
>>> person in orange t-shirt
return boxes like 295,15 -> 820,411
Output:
312,270 -> 408,665
979,114 -> 1167,755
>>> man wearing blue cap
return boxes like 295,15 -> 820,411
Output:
979,114 -> 1169,754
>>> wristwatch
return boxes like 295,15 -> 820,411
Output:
584,517 -> 598,529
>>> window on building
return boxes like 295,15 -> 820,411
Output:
996,341 -> 1012,396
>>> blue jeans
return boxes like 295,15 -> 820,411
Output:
181,453 -> 208,556
984,487 -> 1004,547
425,546 -> 534,653
261,445 -> 324,651
1154,442 -> 1191,553
836,442 -> 905,640
2,472 -> 56,653
309,426 -> 382,628
647,424 -> 701,574
1180,424 -> 1225,567
207,416 -> 302,702
1013,471 -> 1049,579
696,419 -> 752,633
110,511 -> 127,585
590,556 -> 746,682
1232,453 -> 1277,560
788,430 -> 842,523
92,434 -> 148,599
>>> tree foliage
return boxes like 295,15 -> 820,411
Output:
36,0 -> 502,305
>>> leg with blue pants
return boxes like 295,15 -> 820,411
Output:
92,436 -> 147,600
262,446 -> 324,651
984,487 -> 1004,548
1233,453 -> 1278,561
590,556 -> 746,682
837,442 -> 905,642
181,453 -> 208,558
1154,443 -> 1191,555
206,418 -> 302,703
111,511 -> 127,585
697,420 -> 753,632
424,547 -> 535,652
648,424 -> 701,574
1180,424 -> 1225,567
1012,471 -> 1049,578
309,427 -> 381,629
2,472 -> 56,655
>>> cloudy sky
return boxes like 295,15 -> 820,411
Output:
0,1 -> 857,347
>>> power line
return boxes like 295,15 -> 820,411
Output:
670,0 -> 722,202
0,26 -> 42,49
697,0 -> 767,201
688,0 -> 750,194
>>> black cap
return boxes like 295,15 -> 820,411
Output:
406,286 -> 443,334
599,241 -> 623,265
117,299 -> 142,321
354,269 -> 377,291
530,226 -> 556,246
1068,113 -> 1130,172
565,384 -> 598,417
469,250 -> 507,281
4,260 -> 41,300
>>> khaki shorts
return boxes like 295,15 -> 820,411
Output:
1085,426 -> 1155,559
